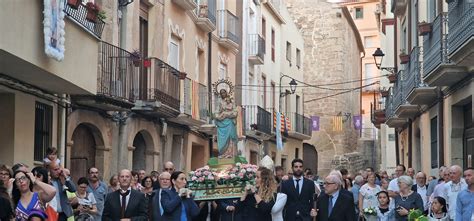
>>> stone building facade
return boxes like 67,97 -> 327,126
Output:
285,0 -> 366,175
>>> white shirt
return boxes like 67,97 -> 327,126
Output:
387,178 -> 399,193
416,185 -> 428,211
271,193 -> 287,221
293,177 -> 303,194
119,188 -> 132,208
441,179 -> 467,220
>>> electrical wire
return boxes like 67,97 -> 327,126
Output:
304,82 -> 379,103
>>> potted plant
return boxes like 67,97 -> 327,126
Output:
399,50 -> 410,64
388,73 -> 397,83
67,0 -> 82,9
179,72 -> 187,80
130,50 -> 142,67
85,2 -> 100,23
418,21 -> 432,36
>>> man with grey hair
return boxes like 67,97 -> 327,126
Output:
441,165 -> 467,220
329,170 -> 355,203
316,175 -> 356,221
163,161 -> 175,173
412,172 -> 428,212
352,175 -> 365,217
149,171 -> 171,220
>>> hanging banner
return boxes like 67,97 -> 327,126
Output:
276,112 -> 283,150
311,116 -> 320,131
332,116 -> 343,132
43,0 -> 66,61
353,115 -> 362,130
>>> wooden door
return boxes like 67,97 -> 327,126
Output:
71,124 -> 96,183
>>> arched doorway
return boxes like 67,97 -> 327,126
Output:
303,143 -> 318,175
71,124 -> 98,182
132,133 -> 147,171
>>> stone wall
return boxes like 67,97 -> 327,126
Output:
285,0 -> 364,176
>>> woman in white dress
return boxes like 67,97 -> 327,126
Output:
359,173 -> 382,218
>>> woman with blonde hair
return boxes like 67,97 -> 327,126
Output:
236,167 -> 277,221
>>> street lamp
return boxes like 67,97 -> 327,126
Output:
372,48 -> 396,74
279,75 -> 298,112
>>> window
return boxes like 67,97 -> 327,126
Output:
286,41 -> 292,62
34,102 -> 53,162
427,0 -> 438,22
365,63 -> 377,91
355,7 -> 363,19
262,75 -> 266,108
431,117 -> 438,168
364,36 -> 377,48
296,95 -> 300,114
295,148 -> 299,159
401,22 -> 407,54
271,28 -> 275,62
197,49 -> 205,82
169,36 -> 180,70
296,48 -> 301,68
262,17 -> 266,39
411,0 -> 418,48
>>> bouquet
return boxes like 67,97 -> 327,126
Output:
178,188 -> 193,198
363,207 -> 377,216
407,209 -> 428,221
189,166 -> 217,188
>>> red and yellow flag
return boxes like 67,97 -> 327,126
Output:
332,116 -> 343,132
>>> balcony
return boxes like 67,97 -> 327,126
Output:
395,70 -> 419,119
371,100 -> 386,129
423,13 -> 467,87
172,77 -> 209,127
172,0 -> 197,10
242,105 -> 273,140
192,0 -> 217,32
406,47 -> 438,106
447,0 -> 474,67
73,42 -> 137,110
285,113 -> 312,140
0,0 -> 100,95
217,10 -> 240,51
248,34 -> 265,64
64,1 -> 105,39
385,87 -> 407,128
132,58 -> 181,118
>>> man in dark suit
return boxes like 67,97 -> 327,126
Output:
281,159 -> 316,221
316,175 -> 356,221
102,169 -> 147,221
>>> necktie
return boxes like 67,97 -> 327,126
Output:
295,179 -> 300,195
120,190 -> 130,218
328,195 -> 333,216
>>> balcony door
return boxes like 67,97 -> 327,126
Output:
139,16 -> 148,100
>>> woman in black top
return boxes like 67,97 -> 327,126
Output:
0,180 -> 14,221
236,167 -> 276,221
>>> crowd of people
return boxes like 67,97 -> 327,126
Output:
0,148 -> 472,221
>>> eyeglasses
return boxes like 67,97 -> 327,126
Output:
15,176 -> 27,184
323,182 -> 335,186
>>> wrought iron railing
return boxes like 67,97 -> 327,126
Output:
182,77 -> 208,121
98,42 -> 138,103
144,58 -> 181,110
248,34 -> 265,61
217,10 -> 240,44
392,74 -> 403,111
302,115 -> 312,136
385,88 -> 394,118
423,13 -> 448,77
448,1 -> 473,56
64,1 -> 105,38
403,46 -> 421,100
194,0 -> 217,25
242,105 -> 272,135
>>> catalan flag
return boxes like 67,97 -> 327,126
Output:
273,111 -> 291,132
332,116 -> 343,132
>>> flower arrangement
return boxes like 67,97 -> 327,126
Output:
408,209 -> 428,221
226,163 -> 258,184
363,207 -> 377,216
85,2 -> 105,23
189,166 -> 217,185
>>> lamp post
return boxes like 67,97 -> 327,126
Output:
372,48 -> 396,74
279,75 -> 298,113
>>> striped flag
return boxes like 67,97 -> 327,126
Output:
332,116 -> 343,132
273,112 -> 291,132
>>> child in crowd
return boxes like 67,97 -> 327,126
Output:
43,147 -> 61,166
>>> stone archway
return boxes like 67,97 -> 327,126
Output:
70,123 -> 104,182
303,143 -> 318,175
131,130 -> 155,172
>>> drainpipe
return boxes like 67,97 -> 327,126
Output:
438,89 -> 444,166
208,32 -> 213,158
395,129 -> 400,165
408,119 -> 413,168
119,4 -> 128,48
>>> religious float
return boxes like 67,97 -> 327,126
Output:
187,79 -> 260,200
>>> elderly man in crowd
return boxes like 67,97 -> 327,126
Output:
412,172 -> 429,213
442,165 -> 467,220
316,175 -> 356,221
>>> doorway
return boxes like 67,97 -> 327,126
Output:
303,143 -> 318,175
71,124 -> 97,182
